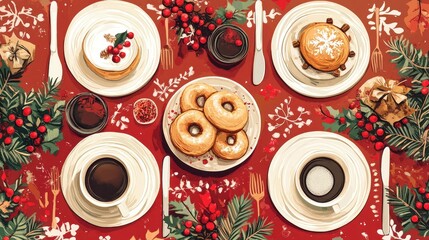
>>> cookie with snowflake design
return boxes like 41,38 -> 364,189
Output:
293,18 -> 355,76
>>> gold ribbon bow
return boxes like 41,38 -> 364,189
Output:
0,33 -> 35,74
370,79 -> 408,104
4,41 -> 31,69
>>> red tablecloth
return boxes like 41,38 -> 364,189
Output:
1,0 -> 429,239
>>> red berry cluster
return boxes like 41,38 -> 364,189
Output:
105,32 -> 134,63
411,187 -> 429,223
1,107 -> 51,152
421,79 -> 429,95
355,112 -> 386,151
0,172 -> 23,221
161,0 -> 230,51
182,202 -> 220,239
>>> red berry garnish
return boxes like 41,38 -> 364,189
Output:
162,0 -> 173,7
43,114 -> 52,123
365,123 -> 373,131
184,27 -> 191,33
34,137 -> 42,146
369,135 -> 377,142
176,0 -> 184,7
411,215 -> 419,223
3,137 -> 12,145
199,37 -> 207,44
5,188 -> 14,198
209,213 -> 217,221
185,3 -> 194,13
355,112 -> 363,119
6,126 -> 14,135
22,106 -> 32,117
376,128 -> 385,136
181,13 -> 189,22
183,37 -> 190,44
374,141 -> 385,151
215,210 -> 221,217
107,45 -> 113,53
212,233 -> 218,240
357,120 -> 365,128
235,39 -> 243,47
29,131 -> 38,139
183,228 -> 190,236
401,118 -> 409,124
394,122 -> 402,128
206,222 -> 215,231
195,224 -> 203,233
195,29 -> 202,36
205,6 -> 215,15
26,145 -> 35,153
124,41 -> 131,47
349,101 -> 356,109
119,52 -> 126,58
361,131 -> 369,139
209,203 -> 217,213
127,32 -> 134,39
182,22 -> 188,28
369,115 -> 378,123
422,87 -> 429,95
192,15 -> 200,24
0,133 -> 2,139
177,10 -> 183,17
197,20 -> 204,27
117,44 -> 123,50
3,236 -> 10,240
192,42 -> 200,51
426,192 -> 429,199
339,117 -> 346,124
418,187 -> 426,194
424,203 -> 429,211
38,125 -> 47,133
201,215 -> 209,224
112,48 -> 119,55
225,11 -> 234,19
422,79 -> 429,87
215,18 -> 223,25
12,195 -> 20,203
416,201 -> 423,209
8,114 -> 16,122
172,6 -> 179,13
185,220 -> 193,228
162,8 -> 172,18
208,23 -> 216,31
112,55 -> 120,63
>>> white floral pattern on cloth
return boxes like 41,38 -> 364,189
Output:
38,217 -> 79,240
0,0 -> 44,39
99,236 -> 111,240
171,174 -> 238,199
111,103 -> 130,130
370,162 -> 381,218
267,97 -> 312,139
367,2 -> 404,36
153,66 -> 195,102
246,9 -> 282,28
377,219 -> 412,240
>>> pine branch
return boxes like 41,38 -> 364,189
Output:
241,217 -> 273,240
0,140 -> 30,170
385,124 -> 428,161
218,195 -> 253,240
33,79 -> 59,112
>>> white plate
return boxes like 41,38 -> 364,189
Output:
162,77 -> 261,172
268,131 -> 371,232
61,132 -> 160,227
64,1 -> 160,97
271,1 -> 370,98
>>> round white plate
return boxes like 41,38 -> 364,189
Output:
64,1 -> 160,97
61,132 -> 160,227
271,1 -> 370,98
268,131 -> 371,232
162,77 -> 261,172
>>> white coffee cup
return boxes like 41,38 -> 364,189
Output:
79,154 -> 131,217
295,151 -> 349,213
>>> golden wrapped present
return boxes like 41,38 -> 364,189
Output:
0,33 -> 35,75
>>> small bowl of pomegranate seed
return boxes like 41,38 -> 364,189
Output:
207,24 -> 249,69
133,98 -> 158,125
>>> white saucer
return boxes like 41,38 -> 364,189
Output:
64,1 -> 160,97
268,131 -> 371,232
162,77 -> 261,172
61,132 -> 160,227
271,1 -> 370,98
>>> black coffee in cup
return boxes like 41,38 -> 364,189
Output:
299,157 -> 345,203
85,158 -> 128,202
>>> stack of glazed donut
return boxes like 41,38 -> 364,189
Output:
170,83 -> 250,160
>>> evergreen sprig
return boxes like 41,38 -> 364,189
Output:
241,217 -> 273,240
0,212 -> 43,240
218,195 -> 253,240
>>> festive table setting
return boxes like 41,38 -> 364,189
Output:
0,0 -> 429,239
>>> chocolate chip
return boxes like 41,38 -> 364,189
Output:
292,40 -> 300,48
349,51 -> 356,57
326,18 -> 333,24
341,24 -> 350,32
302,62 -> 309,69
332,70 -> 340,77
340,64 -> 346,71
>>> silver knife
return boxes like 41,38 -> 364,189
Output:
381,147 -> 391,235
48,1 -> 62,87
162,156 -> 171,238
252,0 -> 265,85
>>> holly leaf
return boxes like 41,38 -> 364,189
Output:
231,0 -> 255,11
41,142 -> 60,155
326,106 -> 340,117
404,0 -> 429,35
164,215 -> 193,240
114,31 -> 128,47
169,197 -> 198,222
234,12 -> 247,24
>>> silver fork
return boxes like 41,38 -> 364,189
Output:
371,7 -> 383,73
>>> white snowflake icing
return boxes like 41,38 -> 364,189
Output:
110,103 -> 130,130
309,28 -> 344,59
246,9 -> 282,28
367,2 -> 404,36
153,66 -> 195,102
38,217 -> 79,240
377,219 -> 411,240
267,97 -> 312,139
171,175 -> 238,199
0,1 -> 44,39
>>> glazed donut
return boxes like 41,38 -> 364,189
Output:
212,130 -> 249,160
204,91 -> 248,132
180,83 -> 217,112
170,110 -> 217,156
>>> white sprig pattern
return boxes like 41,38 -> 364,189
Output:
246,9 -> 282,28
309,29 -> 344,59
367,2 -> 404,36
171,175 -> 238,200
38,217 -> 79,240
153,66 -> 195,102
110,103 -> 130,130
0,1 -> 44,39
267,97 -> 312,138
377,219 -> 411,240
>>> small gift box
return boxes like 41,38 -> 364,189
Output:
359,76 -> 414,125
0,33 -> 35,75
